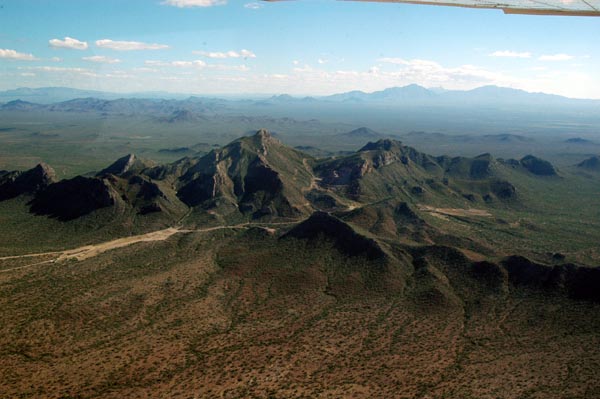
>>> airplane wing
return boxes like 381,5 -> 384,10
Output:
264,0 -> 600,16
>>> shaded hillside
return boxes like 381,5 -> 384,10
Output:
577,155 -> 600,171
0,163 -> 56,201
314,138 -> 523,204
282,211 -> 386,261
518,155 -> 558,176
176,129 -> 314,219
29,176 -> 118,221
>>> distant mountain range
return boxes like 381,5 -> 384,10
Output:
1,85 -> 599,107
0,87 -> 191,104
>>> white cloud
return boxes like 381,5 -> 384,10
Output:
49,37 -> 88,50
292,64 -> 314,73
279,58 -> 518,95
207,64 -> 250,71
50,57 -> 62,62
162,0 -> 226,7
0,49 -> 38,61
96,39 -> 169,51
244,2 -> 263,9
145,59 -> 206,68
538,53 -> 574,61
489,50 -> 531,58
317,58 -> 328,64
21,66 -> 91,73
377,57 -> 410,65
292,60 -> 299,65
193,49 -> 256,59
20,72 -> 36,77
19,66 -> 99,78
133,67 -> 160,73
83,55 -> 121,64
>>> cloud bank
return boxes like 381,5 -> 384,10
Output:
95,39 -> 169,51
162,0 -> 226,7
193,49 -> 256,59
0,49 -> 37,61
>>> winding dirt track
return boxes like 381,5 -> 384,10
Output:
0,222 -> 298,273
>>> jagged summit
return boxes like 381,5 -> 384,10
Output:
176,128 -> 313,219
27,163 -> 57,184
245,128 -> 279,147
98,154 -> 152,177
0,162 -> 57,200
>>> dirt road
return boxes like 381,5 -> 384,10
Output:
0,221 -> 299,273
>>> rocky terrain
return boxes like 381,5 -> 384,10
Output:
0,129 -> 599,398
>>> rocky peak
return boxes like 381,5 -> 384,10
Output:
98,154 -> 149,177
0,163 -> 57,201
359,139 -> 403,153
30,162 -> 57,183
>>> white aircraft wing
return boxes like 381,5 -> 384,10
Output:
264,0 -> 600,16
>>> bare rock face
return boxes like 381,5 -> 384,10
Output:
177,129 -> 307,219
97,154 -> 151,177
0,163 -> 57,201
29,176 -> 116,221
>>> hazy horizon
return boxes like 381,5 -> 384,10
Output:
2,82 -> 600,102
1,0 -> 599,99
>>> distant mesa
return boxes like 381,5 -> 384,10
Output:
1,99 -> 41,111
158,147 -> 194,154
576,155 -> 600,171
338,127 -> 382,140
564,137 -> 594,144
160,109 -> 206,124
293,145 -> 333,158
159,143 -> 214,155
482,134 -> 533,143
0,163 -> 56,201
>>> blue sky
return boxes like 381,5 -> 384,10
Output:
0,0 -> 599,98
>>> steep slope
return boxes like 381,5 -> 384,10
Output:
314,138 -> 518,204
29,176 -> 118,221
97,153 -> 154,177
26,155 -> 184,221
0,163 -> 57,201
177,129 -> 314,220
282,211 -> 387,261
